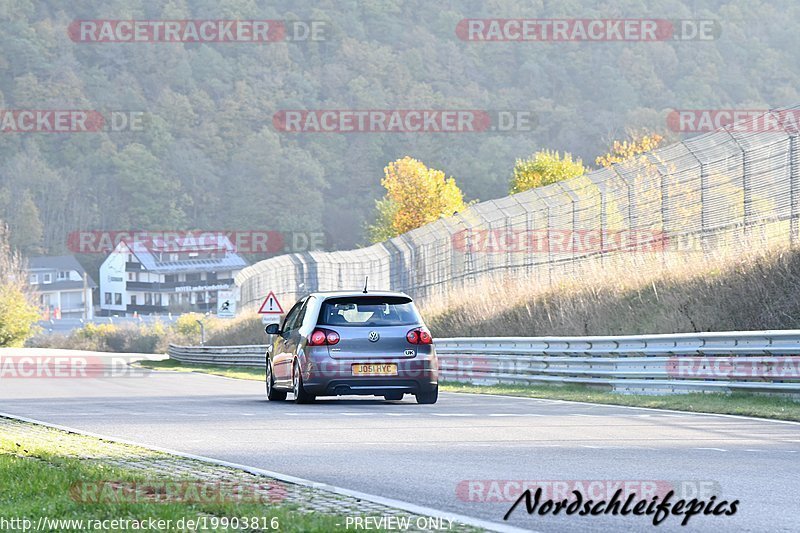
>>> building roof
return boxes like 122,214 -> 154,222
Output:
124,235 -> 249,274
28,255 -> 97,290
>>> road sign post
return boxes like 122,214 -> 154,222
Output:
217,290 -> 236,318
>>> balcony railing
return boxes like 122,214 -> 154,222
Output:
126,278 -> 234,291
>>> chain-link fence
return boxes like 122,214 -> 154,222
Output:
236,107 -> 800,310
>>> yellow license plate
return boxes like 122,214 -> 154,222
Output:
351,363 -> 398,376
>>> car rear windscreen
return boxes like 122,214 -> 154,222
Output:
317,296 -> 421,327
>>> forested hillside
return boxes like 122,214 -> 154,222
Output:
1,0 -> 798,256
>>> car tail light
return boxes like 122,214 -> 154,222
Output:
309,328 -> 339,346
326,330 -> 340,345
406,327 -> 433,345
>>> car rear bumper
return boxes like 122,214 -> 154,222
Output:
301,357 -> 438,396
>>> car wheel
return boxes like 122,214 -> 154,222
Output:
292,360 -> 315,404
415,385 -> 438,405
383,393 -> 404,401
266,361 -> 286,401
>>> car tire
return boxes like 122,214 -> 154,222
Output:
415,385 -> 438,405
383,393 -> 404,401
293,360 -> 315,404
266,361 -> 287,401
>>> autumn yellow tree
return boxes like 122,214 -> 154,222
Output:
368,157 -> 467,242
0,223 -> 40,347
596,132 -> 664,168
509,150 -> 585,194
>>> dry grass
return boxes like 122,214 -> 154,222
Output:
422,241 -> 800,337
205,312 -> 269,345
28,312 -> 272,353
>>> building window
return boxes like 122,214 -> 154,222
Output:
130,295 -> 137,305
145,293 -> 152,305
186,273 -> 201,282
114,293 -> 122,305
154,293 -> 162,306
57,271 -> 68,280
43,273 -> 52,284
165,274 -> 176,283
207,272 -> 217,281
104,293 -> 112,305
29,274 -> 38,284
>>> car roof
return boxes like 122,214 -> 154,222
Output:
308,290 -> 412,300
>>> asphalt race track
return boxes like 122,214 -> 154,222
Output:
1,354 -> 799,532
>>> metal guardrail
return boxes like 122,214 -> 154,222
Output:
168,344 -> 266,367
168,330 -> 800,395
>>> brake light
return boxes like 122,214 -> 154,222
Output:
309,328 -> 339,346
326,330 -> 340,345
406,327 -> 432,345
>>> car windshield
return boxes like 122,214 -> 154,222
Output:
318,296 -> 420,327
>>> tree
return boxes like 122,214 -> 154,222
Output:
368,156 -> 466,242
596,132 -> 664,168
0,223 -> 40,347
509,150 -> 585,194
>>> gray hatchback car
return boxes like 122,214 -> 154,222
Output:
264,291 -> 438,404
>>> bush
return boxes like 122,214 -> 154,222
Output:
0,284 -> 40,347
509,150 -> 585,194
206,313 -> 268,346
29,312 -> 266,352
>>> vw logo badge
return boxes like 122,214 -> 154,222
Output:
368,331 -> 380,342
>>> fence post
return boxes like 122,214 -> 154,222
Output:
791,134 -> 799,245
723,128 -> 749,243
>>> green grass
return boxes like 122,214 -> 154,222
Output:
440,382 -> 800,422
137,358 -> 265,381
0,426 -> 371,532
139,359 -> 800,422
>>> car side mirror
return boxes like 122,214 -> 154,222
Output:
265,323 -> 281,335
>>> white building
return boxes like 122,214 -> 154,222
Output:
28,255 -> 96,319
98,235 -> 247,316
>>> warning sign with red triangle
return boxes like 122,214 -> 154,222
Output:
258,291 -> 284,314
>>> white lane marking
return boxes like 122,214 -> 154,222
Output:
0,412 -> 532,533
431,413 -> 475,417
444,392 -> 800,426
488,413 -> 544,417
695,447 -> 727,452
744,449 -> 767,453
